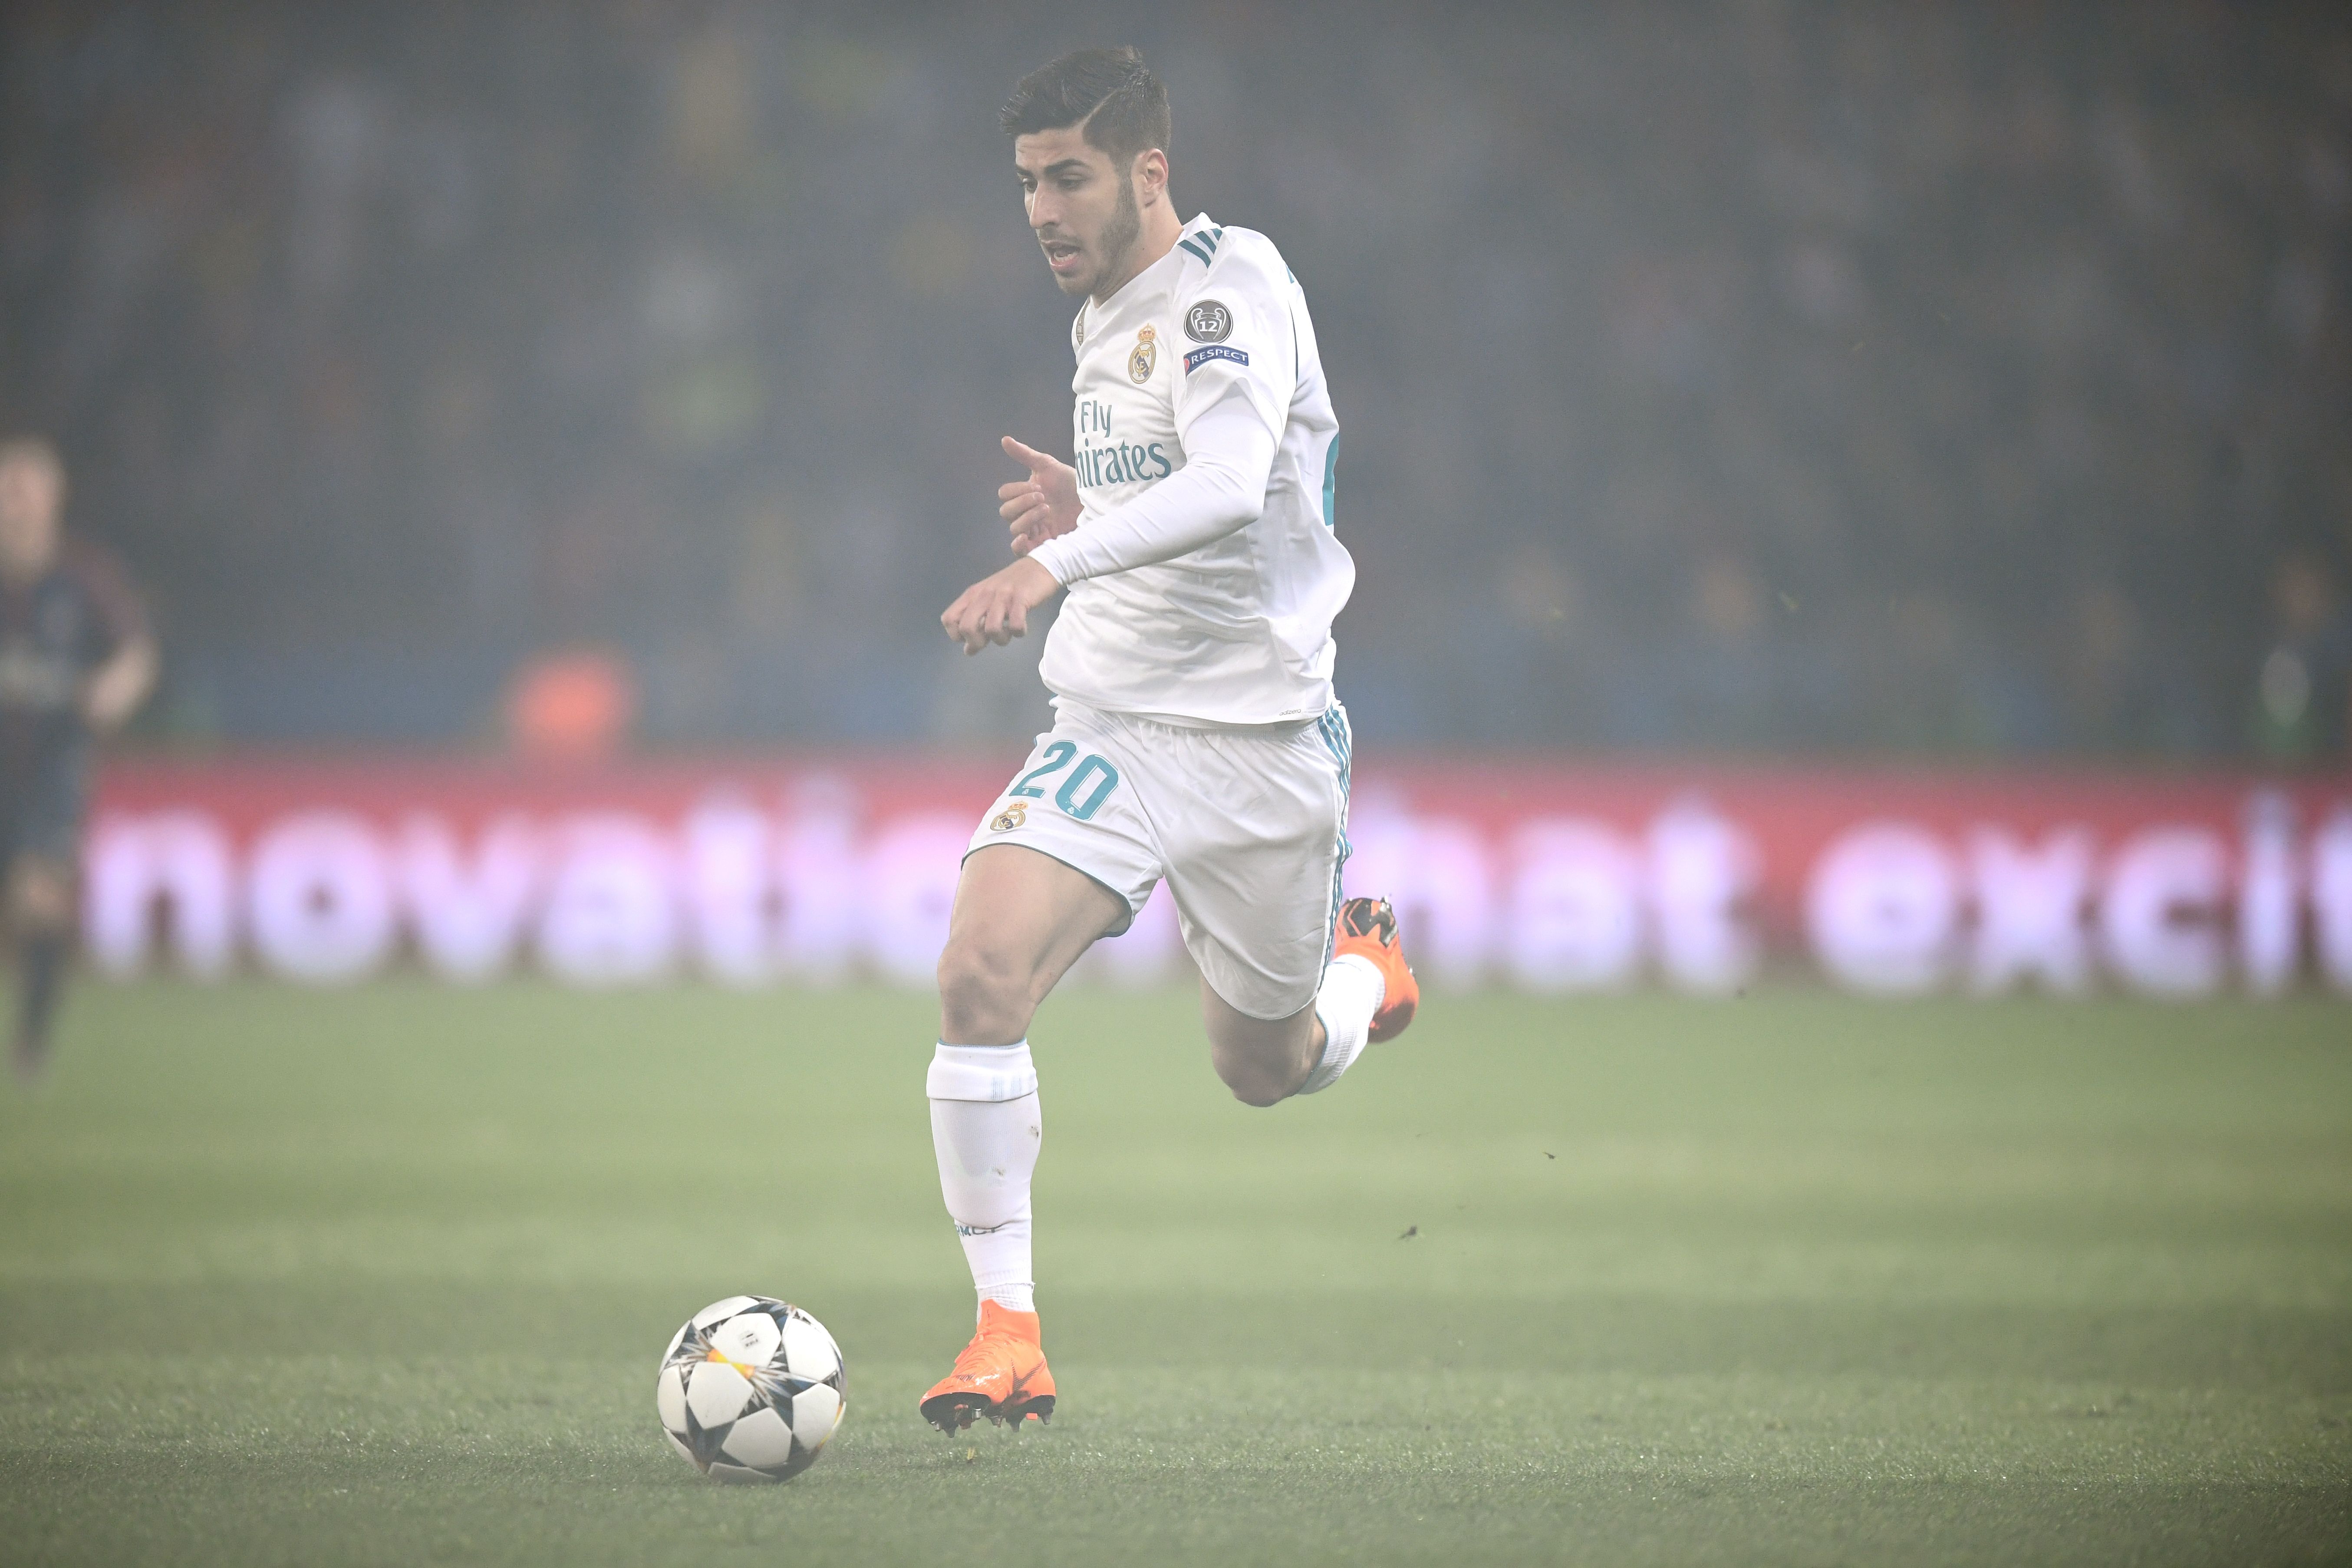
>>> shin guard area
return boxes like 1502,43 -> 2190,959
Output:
929,1042 -> 1041,1312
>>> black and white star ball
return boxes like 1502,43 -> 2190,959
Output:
656,1296 -> 846,1483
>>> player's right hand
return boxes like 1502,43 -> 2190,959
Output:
942,557 -> 1062,656
999,437 -> 1081,556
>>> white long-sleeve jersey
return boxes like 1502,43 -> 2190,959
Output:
1027,212 -> 1351,728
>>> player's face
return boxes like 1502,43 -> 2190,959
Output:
1013,128 -> 1142,299
0,456 -> 61,583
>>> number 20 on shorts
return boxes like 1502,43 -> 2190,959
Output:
1008,740 -> 1121,821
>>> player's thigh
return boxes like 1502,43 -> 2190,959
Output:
938,845 -> 1127,1044
1161,725 -> 1347,1023
945,844 -> 1128,988
945,710 -> 1165,1021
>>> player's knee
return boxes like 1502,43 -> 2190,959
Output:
936,938 -> 1037,1046
1210,1043 -> 1300,1108
1224,1076 -> 1290,1109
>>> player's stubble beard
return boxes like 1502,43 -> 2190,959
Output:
1072,167 -> 1143,301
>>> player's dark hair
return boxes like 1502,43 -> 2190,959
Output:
1000,46 -> 1170,168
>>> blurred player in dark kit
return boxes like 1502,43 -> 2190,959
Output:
0,438 -> 155,1081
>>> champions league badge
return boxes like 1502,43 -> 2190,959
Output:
1128,324 -> 1157,383
1183,299 -> 1234,343
990,801 -> 1028,832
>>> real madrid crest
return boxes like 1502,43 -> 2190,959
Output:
1128,324 -> 1157,384
990,801 -> 1028,833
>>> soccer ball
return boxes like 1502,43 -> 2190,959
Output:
656,1295 -> 846,1483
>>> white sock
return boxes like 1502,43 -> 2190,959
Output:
928,1041 -> 1041,1315
1297,954 -> 1385,1095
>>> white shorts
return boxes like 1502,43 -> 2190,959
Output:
965,699 -> 1353,1020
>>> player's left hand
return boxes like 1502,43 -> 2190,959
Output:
941,557 -> 1062,655
998,437 -> 1081,556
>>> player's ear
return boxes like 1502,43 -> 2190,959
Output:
1135,148 -> 1169,205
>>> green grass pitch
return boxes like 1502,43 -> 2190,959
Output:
0,980 -> 2346,1565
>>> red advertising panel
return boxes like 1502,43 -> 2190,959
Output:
87,754 -> 2352,998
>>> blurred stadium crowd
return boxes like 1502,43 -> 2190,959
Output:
3,1 -> 2350,760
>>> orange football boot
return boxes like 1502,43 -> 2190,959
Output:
919,1300 -> 1056,1433
1334,896 -> 1418,1042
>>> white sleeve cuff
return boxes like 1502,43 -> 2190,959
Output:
1027,536 -> 1077,585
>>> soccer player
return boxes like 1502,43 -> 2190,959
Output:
921,47 -> 1417,1433
0,438 -> 155,1082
